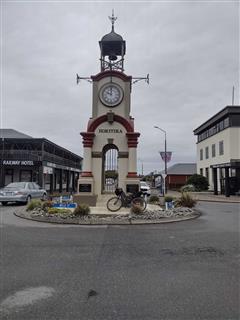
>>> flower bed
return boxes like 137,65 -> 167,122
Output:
14,206 -> 200,225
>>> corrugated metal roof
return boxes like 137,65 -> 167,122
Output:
0,129 -> 33,139
0,129 -> 83,160
161,163 -> 197,175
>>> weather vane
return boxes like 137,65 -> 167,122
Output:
108,9 -> 117,31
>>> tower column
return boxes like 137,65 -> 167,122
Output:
126,133 -> 140,178
127,148 -> 137,177
80,132 -> 95,177
74,131 -> 97,206
81,148 -> 93,176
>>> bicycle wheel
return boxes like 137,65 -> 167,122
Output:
107,197 -> 122,212
131,197 -> 147,212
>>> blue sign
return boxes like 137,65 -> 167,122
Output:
61,196 -> 72,201
165,201 -> 174,210
53,203 -> 77,209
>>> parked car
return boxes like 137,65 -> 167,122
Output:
0,182 -> 47,205
140,181 -> 151,196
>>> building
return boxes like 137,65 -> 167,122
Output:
155,163 -> 196,190
0,129 -> 82,193
165,163 -> 196,189
193,106 -> 240,196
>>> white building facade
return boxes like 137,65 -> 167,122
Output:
194,106 -> 240,196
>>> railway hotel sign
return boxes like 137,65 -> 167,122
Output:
3,160 -> 34,166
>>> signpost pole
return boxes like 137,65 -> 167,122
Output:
154,126 -> 168,195
164,131 -> 167,194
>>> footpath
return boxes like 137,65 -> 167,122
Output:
166,190 -> 240,204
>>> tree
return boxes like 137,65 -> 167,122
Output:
187,174 -> 209,191
105,170 -> 118,180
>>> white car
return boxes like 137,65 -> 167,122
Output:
140,181 -> 151,196
0,182 -> 47,205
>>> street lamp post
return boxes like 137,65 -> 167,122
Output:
154,126 -> 167,195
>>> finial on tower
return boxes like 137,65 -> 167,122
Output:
108,9 -> 117,32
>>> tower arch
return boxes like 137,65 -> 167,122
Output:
87,114 -> 134,133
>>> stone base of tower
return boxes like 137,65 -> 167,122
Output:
75,176 -> 98,206
73,194 -> 98,207
124,175 -> 140,194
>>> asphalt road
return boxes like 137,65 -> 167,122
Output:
0,202 -> 239,320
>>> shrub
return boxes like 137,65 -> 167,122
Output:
47,208 -> 72,216
41,200 -> 53,211
26,199 -> 42,211
175,192 -> 197,208
73,204 -> 90,216
180,184 -> 196,192
47,208 -> 61,215
131,203 -> 143,214
164,195 -> 174,202
148,195 -> 160,204
187,174 -> 209,191
58,210 -> 72,219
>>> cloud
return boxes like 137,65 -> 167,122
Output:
2,1 -> 239,174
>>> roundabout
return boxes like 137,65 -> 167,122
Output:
14,205 -> 201,225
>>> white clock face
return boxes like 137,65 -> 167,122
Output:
100,83 -> 123,107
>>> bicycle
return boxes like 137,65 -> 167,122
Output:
106,188 -> 147,212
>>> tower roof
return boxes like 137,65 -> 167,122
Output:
101,30 -> 123,42
100,10 -> 124,43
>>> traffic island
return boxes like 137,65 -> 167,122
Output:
14,206 -> 201,225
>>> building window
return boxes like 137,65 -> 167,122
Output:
205,167 -> 209,182
200,168 -> 203,176
205,146 -> 209,159
224,117 -> 229,128
219,168 -> 225,179
20,170 -> 32,182
197,117 -> 230,142
5,169 -> 13,185
219,120 -> 224,131
212,144 -> 216,157
200,149 -> 203,161
231,168 -> 236,177
219,140 -> 224,155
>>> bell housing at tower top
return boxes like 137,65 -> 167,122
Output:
99,11 -> 126,70
99,30 -> 126,58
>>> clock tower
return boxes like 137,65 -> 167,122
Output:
76,12 -> 141,206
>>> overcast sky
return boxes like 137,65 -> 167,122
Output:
1,1 -> 239,174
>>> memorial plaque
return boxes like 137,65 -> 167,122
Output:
79,184 -> 92,193
126,184 -> 139,194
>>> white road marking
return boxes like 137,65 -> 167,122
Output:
0,286 -> 55,312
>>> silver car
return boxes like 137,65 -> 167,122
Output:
0,182 -> 47,205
